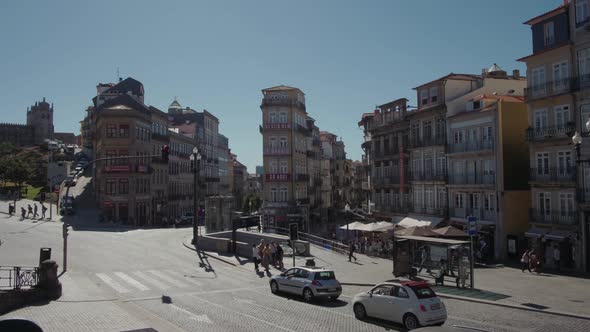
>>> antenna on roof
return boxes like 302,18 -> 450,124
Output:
117,67 -> 122,82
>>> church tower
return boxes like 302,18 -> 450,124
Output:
26,97 -> 54,144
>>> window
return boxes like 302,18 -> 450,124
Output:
425,189 -> 434,208
269,112 -> 277,123
371,285 -> 393,296
438,188 -> 447,208
538,192 -> 552,217
119,124 -> 129,138
269,136 -> 277,148
544,21 -> 555,45
536,152 -> 550,176
279,136 -> 288,148
436,152 -> 447,176
270,160 -> 278,173
414,188 -> 423,209
280,187 -> 288,201
531,67 -> 546,95
106,124 -> 117,138
429,87 -> 438,103
555,105 -> 571,131
483,160 -> 495,177
557,151 -> 572,176
394,286 -> 410,298
576,0 -> 590,24
279,111 -> 287,123
420,89 -> 428,106
484,194 -> 495,211
453,131 -> 464,144
279,160 -> 288,173
455,193 -> 465,208
424,153 -> 433,177
553,61 -> 569,90
534,109 -> 548,130
411,123 -> 420,144
119,179 -> 129,194
559,192 -> 575,217
578,48 -> 590,81
423,121 -> 432,142
106,179 -> 117,195
472,100 -> 481,110
409,285 -> 436,299
270,187 -> 278,202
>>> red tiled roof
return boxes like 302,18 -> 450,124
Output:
523,5 -> 567,26
413,73 -> 480,90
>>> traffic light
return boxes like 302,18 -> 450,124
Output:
161,145 -> 170,162
63,223 -> 71,237
289,223 -> 298,241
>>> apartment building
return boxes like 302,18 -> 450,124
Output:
232,154 -> 247,210
218,134 -> 231,195
358,98 -> 412,221
446,93 -> 530,260
259,85 -> 310,230
307,121 -> 323,228
149,106 -> 170,226
519,2 -> 582,270
167,130 -> 195,219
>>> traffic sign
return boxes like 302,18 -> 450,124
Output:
468,216 -> 477,236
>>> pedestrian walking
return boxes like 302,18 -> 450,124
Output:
8,202 -> 14,215
27,204 -> 33,218
252,244 -> 260,271
41,204 -> 47,219
262,244 -> 271,272
530,250 -> 541,274
21,207 -> 26,220
479,239 -> 488,264
348,242 -> 357,262
521,249 -> 531,273
418,246 -> 431,273
270,241 -> 277,267
435,259 -> 447,286
33,204 -> 39,218
553,245 -> 561,272
276,243 -> 284,270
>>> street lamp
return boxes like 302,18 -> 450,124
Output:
190,147 -> 202,246
344,203 -> 351,243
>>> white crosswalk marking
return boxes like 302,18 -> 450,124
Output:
165,270 -> 203,286
147,270 -> 189,288
96,273 -> 129,293
132,271 -> 171,290
114,272 -> 149,291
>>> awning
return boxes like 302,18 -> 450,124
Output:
545,229 -> 575,241
524,227 -> 548,238
339,221 -> 365,230
449,217 -> 496,226
397,215 -> 444,228
395,235 -> 469,245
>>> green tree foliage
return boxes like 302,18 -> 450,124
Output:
0,142 -> 20,157
242,194 -> 262,213
2,156 -> 34,188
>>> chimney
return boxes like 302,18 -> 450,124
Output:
513,69 -> 520,79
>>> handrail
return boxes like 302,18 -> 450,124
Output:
263,226 -> 350,255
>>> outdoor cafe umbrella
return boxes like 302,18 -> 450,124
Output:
432,225 -> 468,238
396,226 -> 439,237
339,221 -> 365,230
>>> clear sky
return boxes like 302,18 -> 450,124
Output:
0,0 -> 560,171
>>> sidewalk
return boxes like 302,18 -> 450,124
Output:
189,239 -> 590,319
0,198 -> 63,222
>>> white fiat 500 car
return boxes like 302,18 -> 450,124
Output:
352,281 -> 446,330
269,267 -> 342,302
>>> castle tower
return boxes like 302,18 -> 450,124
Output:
27,97 -> 54,144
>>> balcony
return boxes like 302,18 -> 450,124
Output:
448,173 -> 495,185
265,173 -> 291,182
312,139 -> 321,146
264,147 -> 290,156
525,123 -> 575,142
411,206 -> 448,216
262,122 -> 291,130
261,98 -> 306,110
373,148 -> 401,159
450,207 -> 497,221
529,208 -> 577,225
295,124 -> 311,136
306,150 -> 319,158
294,174 -> 309,182
205,176 -> 220,182
529,167 -> 576,183
410,135 -> 446,148
410,170 -> 447,182
151,132 -> 169,141
524,78 -> 576,101
448,139 -> 494,154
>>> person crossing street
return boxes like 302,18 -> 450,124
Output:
348,242 -> 357,262
41,203 -> 48,219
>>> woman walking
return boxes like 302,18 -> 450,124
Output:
276,243 -> 284,270
262,244 -> 271,272
521,249 -> 531,273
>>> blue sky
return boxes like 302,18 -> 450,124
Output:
0,0 -> 560,171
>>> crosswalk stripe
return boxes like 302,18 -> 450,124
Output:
132,271 -> 171,290
165,270 -> 203,286
96,273 -> 129,293
147,270 -> 190,288
114,272 -> 149,291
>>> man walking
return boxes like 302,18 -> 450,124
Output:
33,203 -> 39,219
553,245 -> 561,272
348,242 -> 357,262
521,249 -> 531,273
41,203 -> 47,219
21,207 -> 26,220
252,244 -> 260,271
27,204 -> 33,218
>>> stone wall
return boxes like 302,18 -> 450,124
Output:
0,123 -> 36,147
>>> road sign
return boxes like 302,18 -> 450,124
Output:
468,216 -> 477,236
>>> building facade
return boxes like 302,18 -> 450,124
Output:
218,134 -> 231,195
0,98 -> 55,147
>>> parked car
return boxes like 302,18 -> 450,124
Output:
269,267 -> 341,302
64,177 -> 76,187
60,196 -> 75,215
352,281 -> 446,330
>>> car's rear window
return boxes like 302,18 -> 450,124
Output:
314,271 -> 335,280
409,285 -> 436,299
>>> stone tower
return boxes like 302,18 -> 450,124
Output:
26,97 -> 54,144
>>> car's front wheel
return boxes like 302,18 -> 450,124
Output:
403,313 -> 420,330
353,303 -> 367,319
303,288 -> 314,302
270,281 -> 279,294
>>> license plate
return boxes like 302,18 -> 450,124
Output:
430,303 -> 441,310
328,288 -> 337,292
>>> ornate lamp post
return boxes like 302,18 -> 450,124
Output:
572,117 -> 590,272
190,147 -> 202,246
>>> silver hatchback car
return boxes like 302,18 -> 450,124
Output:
269,267 -> 342,302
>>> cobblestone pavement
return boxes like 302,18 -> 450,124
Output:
2,214 -> 590,331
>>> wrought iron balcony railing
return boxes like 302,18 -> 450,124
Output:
448,139 -> 494,154
529,208 -> 577,225
450,207 -> 497,221
524,78 -> 576,101
263,147 -> 290,156
448,173 -> 495,185
410,135 -> 446,148
410,170 -> 447,181
525,123 -> 575,142
529,167 -> 576,182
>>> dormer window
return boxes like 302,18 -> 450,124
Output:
544,21 -> 554,46
473,100 -> 482,110
576,0 -> 590,25
430,87 -> 438,103
420,89 -> 428,106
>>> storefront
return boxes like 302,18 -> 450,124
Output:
524,227 -> 578,270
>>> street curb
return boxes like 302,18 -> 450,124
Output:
340,281 -> 590,320
181,240 -> 238,267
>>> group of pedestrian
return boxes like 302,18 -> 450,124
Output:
521,248 -> 542,273
252,240 -> 284,273
9,202 -> 48,220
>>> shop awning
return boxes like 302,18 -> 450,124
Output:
524,227 -> 548,238
397,215 -> 444,228
545,229 -> 575,241
339,221 -> 365,230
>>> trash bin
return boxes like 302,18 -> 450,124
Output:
39,247 -> 51,266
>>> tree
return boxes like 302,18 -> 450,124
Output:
3,156 -> 34,203
0,142 -> 19,157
